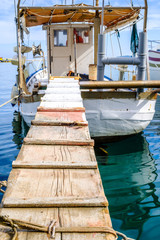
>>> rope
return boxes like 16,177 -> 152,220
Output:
0,95 -> 19,108
116,230 -> 135,240
0,215 -> 56,239
0,215 -> 136,240
48,220 -> 57,239
0,181 -> 7,194
1,216 -> 18,240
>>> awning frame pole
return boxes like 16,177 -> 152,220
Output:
17,0 -> 23,90
143,0 -> 150,81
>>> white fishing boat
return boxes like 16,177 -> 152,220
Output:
148,40 -> 160,80
13,0 -> 160,141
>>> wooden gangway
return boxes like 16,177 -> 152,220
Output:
0,77 -> 116,240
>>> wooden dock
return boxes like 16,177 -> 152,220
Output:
0,77 -> 116,240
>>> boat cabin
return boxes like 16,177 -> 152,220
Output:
43,23 -> 93,76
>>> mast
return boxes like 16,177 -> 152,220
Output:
94,0 -> 100,65
143,0 -> 150,80
17,0 -> 23,90
17,0 -> 29,93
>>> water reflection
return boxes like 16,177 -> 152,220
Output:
12,111 -> 29,148
95,134 -> 160,240
0,111 -> 29,201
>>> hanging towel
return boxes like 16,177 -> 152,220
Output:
130,23 -> 139,56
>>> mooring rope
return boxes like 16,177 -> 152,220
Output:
116,230 -> 135,240
0,215 -> 56,239
0,95 -> 19,108
0,215 -> 135,240
0,181 -> 7,194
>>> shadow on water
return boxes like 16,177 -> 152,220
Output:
95,132 -> 160,240
0,110 -> 29,201
12,111 -> 29,148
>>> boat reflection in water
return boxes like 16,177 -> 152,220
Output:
12,111 -> 29,149
95,134 -> 159,240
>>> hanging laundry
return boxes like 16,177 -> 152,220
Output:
130,23 -> 139,56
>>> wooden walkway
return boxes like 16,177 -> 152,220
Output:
0,77 -> 116,240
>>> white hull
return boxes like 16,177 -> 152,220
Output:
21,102 -> 40,126
21,97 -> 156,138
83,98 -> 156,138
149,50 -> 160,80
150,67 -> 160,80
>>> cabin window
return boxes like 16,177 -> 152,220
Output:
54,30 -> 68,47
73,28 -> 89,44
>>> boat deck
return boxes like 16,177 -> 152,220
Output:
0,77 -> 116,240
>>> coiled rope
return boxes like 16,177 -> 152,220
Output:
0,181 -> 7,194
0,215 -> 135,240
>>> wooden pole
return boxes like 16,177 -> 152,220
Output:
100,0 -> 104,34
74,33 -> 77,75
17,0 -> 23,90
94,0 -> 100,65
20,6 -> 145,10
143,0 -> 148,32
80,80 -> 160,89
143,0 -> 150,80
94,18 -> 100,64
17,0 -> 29,94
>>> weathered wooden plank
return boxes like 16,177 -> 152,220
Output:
0,207 -> 111,228
31,120 -> 88,126
0,232 -> 61,240
24,138 -> 94,146
3,197 -> 107,208
24,126 -> 91,144
0,207 -> 115,239
2,169 -> 106,207
49,79 -> 78,83
40,101 -> 83,109
37,107 -> 85,112
50,76 -> 79,80
59,207 -> 112,228
12,161 -> 97,169
41,94 -> 82,102
47,83 -> 79,88
15,145 -> 96,164
34,111 -> 87,123
45,88 -> 81,94
26,125 -> 90,139
62,233 -> 115,240
0,208 -> 59,226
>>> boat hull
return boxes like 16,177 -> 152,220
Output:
83,98 -> 156,138
149,50 -> 160,80
20,92 -> 157,140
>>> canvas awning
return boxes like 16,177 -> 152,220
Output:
20,4 -> 140,32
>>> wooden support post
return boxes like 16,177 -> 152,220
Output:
94,16 -> 100,64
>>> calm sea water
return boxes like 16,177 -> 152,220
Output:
0,63 -> 160,239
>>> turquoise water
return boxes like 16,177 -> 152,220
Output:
0,63 -> 160,239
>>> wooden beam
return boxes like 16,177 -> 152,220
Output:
80,80 -> 160,89
20,6 -> 145,10
24,138 -> 94,146
12,161 -> 97,169
2,196 -> 108,208
37,107 -> 85,112
31,120 -> 88,126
